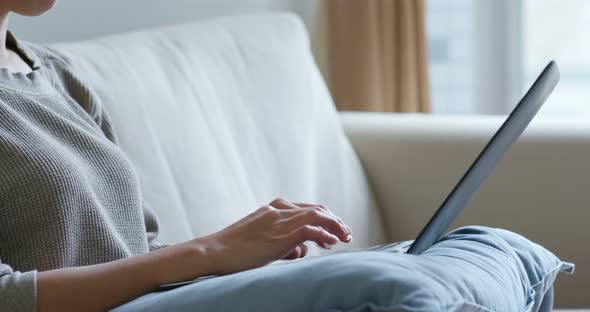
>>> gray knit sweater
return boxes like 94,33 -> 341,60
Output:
0,33 -> 161,312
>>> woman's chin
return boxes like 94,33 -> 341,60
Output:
13,0 -> 57,16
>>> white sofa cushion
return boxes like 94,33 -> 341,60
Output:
51,13 -> 386,253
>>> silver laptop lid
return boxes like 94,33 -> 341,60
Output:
407,61 -> 560,255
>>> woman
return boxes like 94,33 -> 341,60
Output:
0,1 -> 354,311
0,1 -> 558,312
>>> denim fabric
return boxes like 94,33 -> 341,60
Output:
113,226 -> 571,312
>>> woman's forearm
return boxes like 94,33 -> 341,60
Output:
36,198 -> 353,311
37,239 -> 215,312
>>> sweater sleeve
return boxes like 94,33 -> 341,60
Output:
0,260 -> 37,312
51,57 -> 118,144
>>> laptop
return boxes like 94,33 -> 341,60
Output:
366,60 -> 559,255
159,61 -> 560,291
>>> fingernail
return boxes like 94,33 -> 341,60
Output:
331,234 -> 340,243
344,235 -> 352,242
344,225 -> 352,234
323,243 -> 332,249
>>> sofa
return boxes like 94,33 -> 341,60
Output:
50,13 -> 589,309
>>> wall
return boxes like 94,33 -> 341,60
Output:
9,0 -> 318,43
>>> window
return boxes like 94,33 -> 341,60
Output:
427,0 -> 590,116
426,0 -> 475,114
524,0 -> 590,116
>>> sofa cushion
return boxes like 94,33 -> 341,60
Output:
112,226 -> 572,312
49,13 -> 386,252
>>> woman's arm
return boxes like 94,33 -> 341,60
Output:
37,240 -> 210,312
37,198 -> 352,312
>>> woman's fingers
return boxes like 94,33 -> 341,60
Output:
282,244 -> 308,260
293,202 -> 352,235
289,225 -> 339,249
284,209 -> 350,241
266,198 -> 352,247
269,198 -> 300,210
282,246 -> 301,260
299,243 -> 308,257
271,198 -> 350,233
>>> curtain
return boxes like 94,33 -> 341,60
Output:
322,0 -> 431,112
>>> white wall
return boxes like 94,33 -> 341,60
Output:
10,0 -> 318,43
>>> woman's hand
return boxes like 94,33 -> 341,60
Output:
196,198 -> 353,275
37,198 -> 352,311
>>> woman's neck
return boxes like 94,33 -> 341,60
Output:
0,10 -> 10,58
0,11 -> 33,74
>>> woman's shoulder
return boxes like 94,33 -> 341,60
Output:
19,40 -> 77,76
18,41 -> 111,133
21,40 -> 94,90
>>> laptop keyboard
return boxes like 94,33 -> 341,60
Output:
361,240 -> 414,253
334,240 -> 414,254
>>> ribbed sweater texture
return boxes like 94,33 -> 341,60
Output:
0,33 -> 161,312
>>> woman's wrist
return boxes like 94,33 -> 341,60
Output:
148,237 -> 222,285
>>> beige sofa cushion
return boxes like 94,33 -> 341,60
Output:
51,13 -> 386,253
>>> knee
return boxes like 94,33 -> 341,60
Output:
314,253 -> 438,307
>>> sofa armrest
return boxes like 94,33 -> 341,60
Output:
340,111 -> 590,307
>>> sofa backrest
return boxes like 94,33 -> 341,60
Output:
51,13 -> 386,252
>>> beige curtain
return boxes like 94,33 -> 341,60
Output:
322,0 -> 431,112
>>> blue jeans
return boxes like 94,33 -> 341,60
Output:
111,229 -> 554,312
